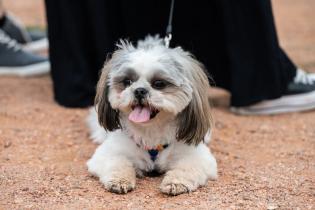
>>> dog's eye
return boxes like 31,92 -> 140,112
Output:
152,80 -> 167,90
122,78 -> 132,87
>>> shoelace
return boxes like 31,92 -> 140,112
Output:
294,69 -> 315,85
0,29 -> 21,52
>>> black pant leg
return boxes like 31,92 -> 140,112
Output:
45,0 -> 123,107
213,0 -> 296,106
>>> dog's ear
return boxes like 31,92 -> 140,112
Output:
95,59 -> 121,131
95,39 -> 135,131
176,56 -> 212,145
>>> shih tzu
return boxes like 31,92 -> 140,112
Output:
86,36 -> 217,195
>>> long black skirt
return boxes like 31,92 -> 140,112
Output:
45,0 -> 296,107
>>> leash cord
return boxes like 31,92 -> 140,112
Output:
164,0 -> 175,48
166,0 -> 175,35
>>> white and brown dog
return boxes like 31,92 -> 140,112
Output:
87,36 -> 217,195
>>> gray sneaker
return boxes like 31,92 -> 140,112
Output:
0,29 -> 50,76
230,69 -> 315,115
1,13 -> 48,52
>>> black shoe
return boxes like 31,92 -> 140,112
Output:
1,13 -> 48,52
231,69 -> 315,115
286,69 -> 315,94
0,29 -> 50,76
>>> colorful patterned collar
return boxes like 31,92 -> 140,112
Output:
129,134 -> 170,161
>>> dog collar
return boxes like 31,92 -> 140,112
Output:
129,134 -> 169,161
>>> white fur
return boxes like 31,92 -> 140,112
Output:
86,108 -> 107,144
87,111 -> 217,195
87,36 -> 217,195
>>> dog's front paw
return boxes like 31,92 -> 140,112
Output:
102,177 -> 135,194
160,171 -> 196,196
160,182 -> 190,195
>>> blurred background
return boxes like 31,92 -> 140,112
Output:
3,0 -> 46,28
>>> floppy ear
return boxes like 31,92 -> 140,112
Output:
176,56 -> 212,145
95,59 -> 121,131
95,39 -> 135,131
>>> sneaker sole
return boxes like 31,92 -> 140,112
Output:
23,38 -> 49,53
0,61 -> 50,77
230,91 -> 315,115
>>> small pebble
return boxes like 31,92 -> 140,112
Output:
267,203 -> 278,210
4,141 -> 12,148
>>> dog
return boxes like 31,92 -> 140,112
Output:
86,36 -> 217,195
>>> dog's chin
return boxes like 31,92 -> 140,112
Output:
127,103 -> 160,125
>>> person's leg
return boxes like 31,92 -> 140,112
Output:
119,1 -> 169,40
220,0 -> 315,114
169,0 -> 315,114
45,0 -> 123,107
223,0 -> 297,107
168,0 -> 295,107
45,0 -> 92,107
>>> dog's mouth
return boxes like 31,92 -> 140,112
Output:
129,104 -> 160,123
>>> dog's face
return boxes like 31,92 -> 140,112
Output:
108,46 -> 193,125
95,36 -> 212,145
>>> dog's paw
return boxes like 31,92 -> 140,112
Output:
160,172 -> 196,195
102,178 -> 135,194
160,182 -> 190,195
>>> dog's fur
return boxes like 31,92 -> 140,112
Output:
87,36 -> 217,195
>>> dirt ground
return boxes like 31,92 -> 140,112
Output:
0,0 -> 314,209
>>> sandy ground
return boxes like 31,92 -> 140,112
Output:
2,0 -> 46,28
1,0 -> 315,209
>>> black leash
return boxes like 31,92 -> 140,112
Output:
164,0 -> 175,48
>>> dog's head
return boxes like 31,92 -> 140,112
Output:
95,36 -> 212,145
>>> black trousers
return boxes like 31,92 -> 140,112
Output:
45,0 -> 296,107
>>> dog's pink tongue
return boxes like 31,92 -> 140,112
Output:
129,106 -> 151,123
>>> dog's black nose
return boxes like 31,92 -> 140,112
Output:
134,87 -> 148,99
